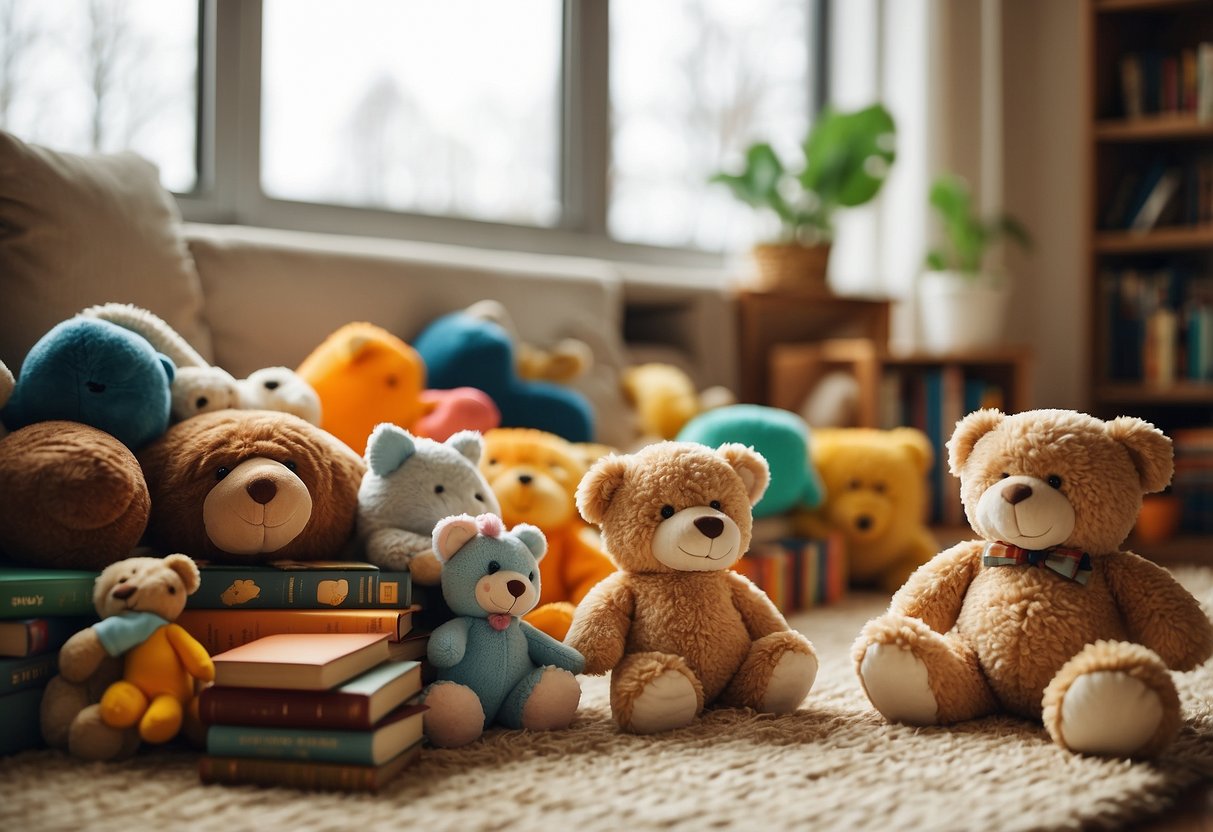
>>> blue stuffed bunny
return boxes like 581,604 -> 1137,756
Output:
424,512 -> 584,748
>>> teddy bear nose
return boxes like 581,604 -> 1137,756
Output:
518,474 -> 533,485
856,515 -> 873,531
694,516 -> 724,539
506,579 -> 527,597
1003,483 -> 1033,505
112,584 -> 136,600
247,478 -> 278,505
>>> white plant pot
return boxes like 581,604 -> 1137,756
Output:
917,270 -> 1010,354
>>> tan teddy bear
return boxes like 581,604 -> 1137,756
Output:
795,427 -> 937,592
566,441 -> 819,734
853,409 -> 1213,757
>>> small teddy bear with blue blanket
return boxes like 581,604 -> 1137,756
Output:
424,513 -> 585,747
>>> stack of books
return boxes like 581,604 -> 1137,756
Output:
0,566 -> 99,755
732,517 -> 848,614
178,560 -> 429,662
199,632 -> 426,792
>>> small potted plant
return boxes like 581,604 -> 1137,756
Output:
919,174 -> 1031,353
711,103 -> 897,293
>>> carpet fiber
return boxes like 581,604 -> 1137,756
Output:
4,569 -> 1211,832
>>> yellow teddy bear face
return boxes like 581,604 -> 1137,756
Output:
481,428 -> 587,529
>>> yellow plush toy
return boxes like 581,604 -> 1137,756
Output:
795,427 -> 937,593
621,363 -> 737,441
480,428 -> 615,640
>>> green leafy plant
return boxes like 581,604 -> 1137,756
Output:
924,174 -> 1031,275
711,104 -> 897,245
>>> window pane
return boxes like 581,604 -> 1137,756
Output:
609,0 -> 812,251
0,0 -> 198,193
261,0 -> 562,227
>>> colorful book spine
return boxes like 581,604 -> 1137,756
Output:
0,616 -> 95,658
178,608 -> 415,655
737,535 -> 847,614
206,704 -> 423,765
0,688 -> 46,755
0,653 -> 59,696
190,566 -> 411,611
199,742 -> 421,792
0,569 -> 98,619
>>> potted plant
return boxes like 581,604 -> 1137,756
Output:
711,103 -> 897,293
919,174 -> 1031,353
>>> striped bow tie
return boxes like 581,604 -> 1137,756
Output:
982,541 -> 1093,585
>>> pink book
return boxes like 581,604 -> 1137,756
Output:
211,632 -> 390,691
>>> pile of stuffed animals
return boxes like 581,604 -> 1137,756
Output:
2,301 -> 1210,767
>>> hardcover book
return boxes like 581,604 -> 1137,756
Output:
205,702 -> 425,766
199,740 -> 421,792
0,616 -> 95,657
178,607 -> 416,654
0,567 -> 98,619
189,561 -> 411,611
211,632 -> 391,690
199,659 -> 422,730
0,687 -> 46,755
0,653 -> 59,696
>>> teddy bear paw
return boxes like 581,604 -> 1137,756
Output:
520,667 -> 581,731
624,670 -> 699,734
760,649 -> 819,714
423,682 -> 486,748
859,643 -> 938,725
1057,671 -> 1164,757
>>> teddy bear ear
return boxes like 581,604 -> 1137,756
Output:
432,514 -> 480,563
163,553 -> 201,595
947,408 -> 1005,476
889,427 -> 934,475
446,430 -> 483,464
716,443 -> 770,507
512,523 -> 547,562
366,423 -> 415,476
576,454 -> 629,526
1105,416 -> 1174,494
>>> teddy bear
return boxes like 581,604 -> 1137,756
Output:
794,427 -> 938,592
423,513 -> 584,748
853,408 -> 1213,758
566,441 -> 819,734
357,423 -> 501,586
41,554 -> 214,760
2,316 -> 174,450
137,410 -> 366,563
480,428 -> 615,641
621,363 -> 736,441
0,421 -> 151,569
0,358 -> 13,440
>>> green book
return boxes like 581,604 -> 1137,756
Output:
0,653 -> 59,696
0,566 -> 98,619
189,561 -> 412,611
0,688 -> 46,755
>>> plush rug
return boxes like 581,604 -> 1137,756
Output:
4,569 -> 1211,832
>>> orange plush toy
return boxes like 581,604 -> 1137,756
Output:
481,428 -> 615,640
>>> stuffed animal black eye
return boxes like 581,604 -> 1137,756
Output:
529,572 -> 535,582
874,482 -> 887,494
710,500 -> 721,510
1047,474 -> 1063,489
474,493 -> 485,502
434,485 -> 445,494
283,460 -> 297,472
487,561 -> 501,574
849,479 -> 861,489
216,466 -> 230,481
660,505 -> 675,519
168,586 -> 176,595
196,396 -> 208,409
264,380 -> 280,390
1000,472 -> 1010,479
118,577 -> 128,584
488,458 -> 498,466
385,375 -> 399,388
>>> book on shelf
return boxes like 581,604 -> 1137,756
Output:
190,560 -> 411,611
1129,167 -> 1181,232
199,739 -> 421,793
178,606 -> 418,655
205,701 -> 425,766
1118,42 -> 1213,121
0,653 -> 59,696
0,566 -> 98,619
1199,43 -> 1213,123
199,659 -> 422,730
1173,428 -> 1213,534
0,687 -> 46,755
1101,156 -> 1213,231
211,632 -> 391,691
1101,267 -> 1211,384
733,535 -> 846,613
0,616 -> 95,658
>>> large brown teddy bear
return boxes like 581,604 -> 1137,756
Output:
137,410 -> 365,562
481,428 -> 615,641
795,427 -> 937,592
853,409 -> 1213,757
566,442 -> 818,734
0,420 -> 150,569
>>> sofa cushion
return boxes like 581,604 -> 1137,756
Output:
0,131 -> 213,373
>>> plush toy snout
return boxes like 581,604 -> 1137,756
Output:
201,457 -> 313,555
651,505 -> 743,572
975,474 -> 1076,550
475,568 -> 540,616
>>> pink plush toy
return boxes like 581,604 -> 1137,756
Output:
416,387 -> 500,442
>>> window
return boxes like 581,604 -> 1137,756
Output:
0,0 -> 199,193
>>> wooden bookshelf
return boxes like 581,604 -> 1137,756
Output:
1084,0 -> 1213,548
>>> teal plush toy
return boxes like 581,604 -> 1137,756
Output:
412,310 -> 594,443
423,512 -> 584,748
2,318 -> 175,450
677,404 -> 824,518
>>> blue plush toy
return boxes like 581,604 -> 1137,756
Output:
412,310 -> 594,443
677,404 -> 825,518
423,512 -> 584,748
2,317 -> 175,450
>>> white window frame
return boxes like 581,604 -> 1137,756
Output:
177,0 -> 828,268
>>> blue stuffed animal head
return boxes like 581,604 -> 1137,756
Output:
2,317 -> 175,450
431,513 -> 546,619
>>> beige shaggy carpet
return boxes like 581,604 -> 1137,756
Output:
4,569 -> 1212,832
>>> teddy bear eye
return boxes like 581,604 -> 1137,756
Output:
1047,474 -> 1063,489
848,479 -> 861,490
1000,472 -> 1010,479
529,572 -> 535,582
167,586 -> 176,595
475,493 -> 485,502
216,466 -> 230,481
660,505 -> 675,519
434,485 -> 445,494
710,500 -> 721,510
283,460 -> 297,472
195,396 -> 208,409
386,374 -> 399,388
488,458 -> 498,466
487,561 -> 501,575
874,482 -> 887,494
